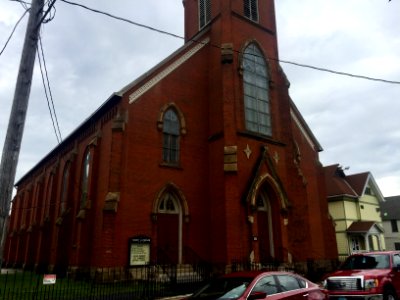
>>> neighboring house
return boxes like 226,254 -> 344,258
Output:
324,165 -> 386,260
380,196 -> 400,250
4,0 -> 338,275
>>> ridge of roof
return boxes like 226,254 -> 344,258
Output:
323,164 -> 358,197
289,98 -> 323,152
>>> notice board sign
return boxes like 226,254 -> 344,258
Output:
43,274 -> 56,285
129,236 -> 151,266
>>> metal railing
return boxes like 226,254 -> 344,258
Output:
0,264 -> 209,300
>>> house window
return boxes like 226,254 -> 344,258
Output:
80,149 -> 92,209
244,0 -> 259,22
365,187 -> 372,195
199,0 -> 211,29
243,43 -> 271,136
60,162 -> 71,214
351,238 -> 360,251
395,243 -> 400,251
162,109 -> 180,164
391,220 -> 398,233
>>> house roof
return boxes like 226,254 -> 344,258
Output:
347,221 -> 383,233
381,196 -> 400,220
324,164 -> 357,198
346,172 -> 369,195
323,165 -> 385,201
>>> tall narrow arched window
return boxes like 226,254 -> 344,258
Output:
199,0 -> 211,29
44,174 -> 54,220
162,109 -> 180,164
60,162 -> 70,215
244,0 -> 259,22
243,43 -> 271,136
80,149 -> 92,209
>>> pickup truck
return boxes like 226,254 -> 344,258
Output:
323,251 -> 400,300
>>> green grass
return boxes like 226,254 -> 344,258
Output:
0,271 -> 158,300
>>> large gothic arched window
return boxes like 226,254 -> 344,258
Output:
243,43 -> 272,136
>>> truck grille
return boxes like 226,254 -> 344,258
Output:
327,277 -> 363,291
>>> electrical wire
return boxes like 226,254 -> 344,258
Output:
60,0 -> 183,40
0,8 -> 30,57
37,34 -> 62,144
59,0 -> 400,85
42,0 -> 56,24
38,34 -> 62,142
36,0 -> 57,29
8,0 -> 31,8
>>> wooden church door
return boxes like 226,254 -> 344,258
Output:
157,193 -> 182,264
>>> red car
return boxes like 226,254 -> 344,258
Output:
184,270 -> 327,300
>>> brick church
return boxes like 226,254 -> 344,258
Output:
4,0 -> 337,274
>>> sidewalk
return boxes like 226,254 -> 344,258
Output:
157,294 -> 191,300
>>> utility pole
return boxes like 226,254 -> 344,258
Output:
0,0 -> 44,266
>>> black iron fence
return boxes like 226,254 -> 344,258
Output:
0,263 -> 210,300
0,260 -> 328,300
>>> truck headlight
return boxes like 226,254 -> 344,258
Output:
364,279 -> 379,290
322,280 -> 327,289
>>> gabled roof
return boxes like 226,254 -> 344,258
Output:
381,196 -> 400,220
346,172 -> 369,196
323,165 -> 385,201
347,221 -> 384,233
15,32 -> 210,186
323,164 -> 357,198
347,171 -> 385,201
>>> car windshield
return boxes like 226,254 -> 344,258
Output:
340,254 -> 390,270
190,276 -> 254,299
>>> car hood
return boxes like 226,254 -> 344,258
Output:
326,269 -> 389,278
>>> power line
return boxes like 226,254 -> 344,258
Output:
60,0 -> 183,40
42,0 -> 56,24
37,34 -> 63,143
9,0 -> 31,8
273,58 -> 400,85
36,0 -> 56,28
0,8 -> 30,56
60,0 -> 400,85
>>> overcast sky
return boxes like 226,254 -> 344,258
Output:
0,0 -> 399,197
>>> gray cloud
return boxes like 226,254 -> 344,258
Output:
1,0 -> 399,196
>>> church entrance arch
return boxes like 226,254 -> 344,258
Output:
256,189 -> 274,263
154,184 -> 189,264
248,173 -> 288,264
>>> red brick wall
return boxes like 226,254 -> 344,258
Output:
4,0 -> 338,272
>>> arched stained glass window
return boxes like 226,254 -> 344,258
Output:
80,149 -> 91,208
162,109 -> 180,164
199,0 -> 211,29
60,162 -> 70,214
244,0 -> 259,22
158,193 -> 179,214
243,43 -> 271,136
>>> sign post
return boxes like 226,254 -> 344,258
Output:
129,236 -> 151,266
